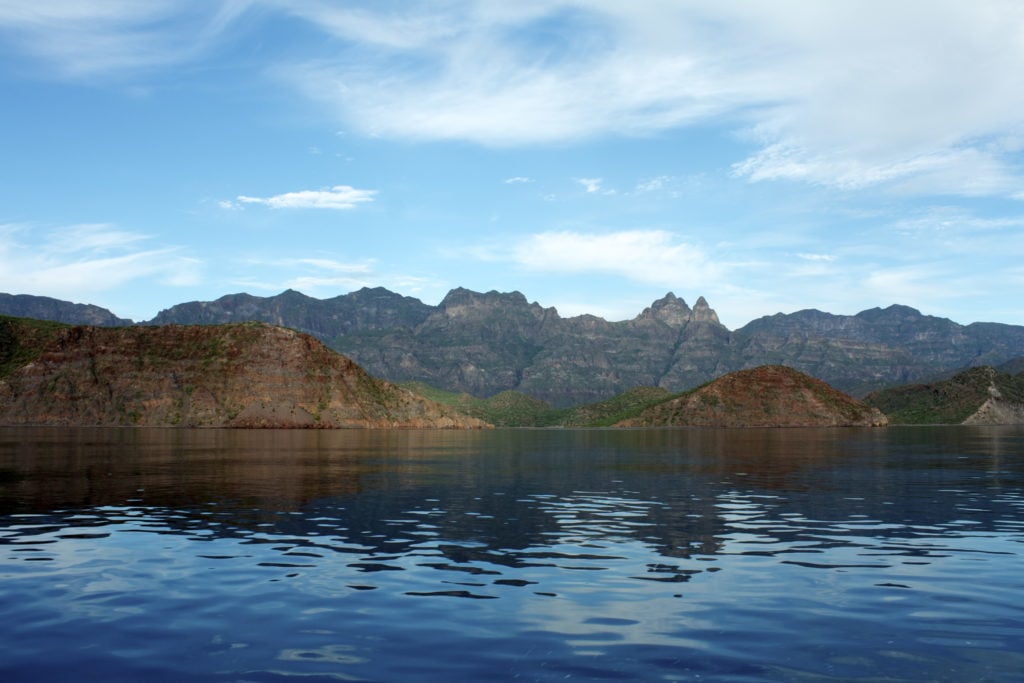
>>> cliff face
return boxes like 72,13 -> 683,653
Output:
0,322 -> 489,429
616,365 -> 888,428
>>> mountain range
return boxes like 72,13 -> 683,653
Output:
3,288 -> 1023,406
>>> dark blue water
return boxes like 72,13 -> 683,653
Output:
1,427 -> 1022,682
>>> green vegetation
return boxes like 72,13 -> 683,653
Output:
560,386 -> 674,427
0,315 -> 67,378
401,382 -> 675,427
400,382 -> 565,426
865,367 -> 1024,424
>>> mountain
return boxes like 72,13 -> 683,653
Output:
148,288 -> 1024,405
0,317 -> 488,429
615,365 -> 888,428
864,366 -> 1024,425
0,293 -> 131,326
8,288 -> 1024,406
998,357 -> 1024,375
151,289 -> 734,406
731,305 -> 1024,396
147,287 -> 433,344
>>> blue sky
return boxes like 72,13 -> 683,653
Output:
1,1 -> 1023,329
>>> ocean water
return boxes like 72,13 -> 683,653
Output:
0,426 -> 1022,682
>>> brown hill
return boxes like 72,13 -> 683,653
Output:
615,365 -> 888,428
0,320 -> 489,429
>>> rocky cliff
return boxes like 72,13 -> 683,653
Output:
0,319 -> 488,429
616,365 -> 888,428
864,366 -> 1024,425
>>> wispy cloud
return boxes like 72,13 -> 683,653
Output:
232,185 -> 376,210
6,2 -> 1024,198
277,1 -> 1024,198
576,178 -> 604,194
796,253 -> 836,262
504,176 -> 533,184
233,253 -> 442,300
511,229 -> 721,288
0,222 -> 200,298
0,1 -> 252,78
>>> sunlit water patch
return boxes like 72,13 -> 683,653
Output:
1,426 -> 1023,681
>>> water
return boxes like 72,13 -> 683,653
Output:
1,426 -> 1022,682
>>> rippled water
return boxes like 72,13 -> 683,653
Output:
1,426 -> 1023,682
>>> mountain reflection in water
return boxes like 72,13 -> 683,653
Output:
1,426 -> 1022,682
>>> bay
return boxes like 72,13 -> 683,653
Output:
1,426 -> 1022,682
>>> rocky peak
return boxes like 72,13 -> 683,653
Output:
438,288 -> 537,319
690,296 -> 721,324
636,292 -> 692,327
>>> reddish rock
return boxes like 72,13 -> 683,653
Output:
615,365 -> 888,428
0,322 -> 490,429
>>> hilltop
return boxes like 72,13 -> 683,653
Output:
0,317 -> 488,429
616,365 -> 888,428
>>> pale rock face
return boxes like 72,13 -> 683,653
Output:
963,397 -> 1024,425
636,292 -> 693,327
690,296 -> 720,324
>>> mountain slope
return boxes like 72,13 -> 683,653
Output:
864,366 -> 1024,424
616,366 -> 888,428
0,321 -> 488,429
0,293 -> 131,326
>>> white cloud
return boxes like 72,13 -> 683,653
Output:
504,176 -> 533,184
0,223 -> 201,299
277,0 -> 1024,198
576,178 -> 603,194
796,253 -> 836,262
234,185 -> 376,210
7,2 -> 1024,197
0,1 -> 252,77
232,253 -> 442,300
634,176 -> 668,193
511,229 -> 721,288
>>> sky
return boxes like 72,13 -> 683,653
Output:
1,1 -> 1023,329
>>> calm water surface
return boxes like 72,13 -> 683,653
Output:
1,426 -> 1022,682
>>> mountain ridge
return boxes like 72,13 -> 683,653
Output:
2,288 -> 1023,406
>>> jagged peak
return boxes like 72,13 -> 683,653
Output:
635,292 -> 691,326
691,296 -> 720,324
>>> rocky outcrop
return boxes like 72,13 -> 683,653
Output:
615,365 -> 888,428
963,397 -> 1024,425
0,321 -> 489,429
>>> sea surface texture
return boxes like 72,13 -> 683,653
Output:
1,427 -> 1022,682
